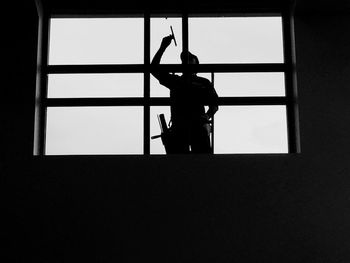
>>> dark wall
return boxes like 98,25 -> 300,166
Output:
2,2 -> 350,262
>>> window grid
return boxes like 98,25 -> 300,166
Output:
36,11 -> 298,155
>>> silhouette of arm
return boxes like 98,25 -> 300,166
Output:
151,35 -> 182,89
206,105 -> 218,120
151,35 -> 173,81
205,82 -> 219,120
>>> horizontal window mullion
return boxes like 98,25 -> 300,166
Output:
46,63 -> 286,74
149,97 -> 287,105
210,63 -> 286,72
45,97 -> 147,107
47,64 -> 147,74
45,97 -> 172,107
149,98 -> 171,105
218,96 -> 287,105
45,97 -> 286,107
151,64 -> 286,73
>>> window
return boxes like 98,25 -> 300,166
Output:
34,12 -> 299,155
49,18 -> 144,65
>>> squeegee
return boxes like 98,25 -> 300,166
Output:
170,26 -> 177,47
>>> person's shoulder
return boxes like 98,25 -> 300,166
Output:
195,76 -> 213,87
159,73 -> 182,88
195,75 -> 209,81
195,75 -> 211,84
161,73 -> 182,82
173,73 -> 182,79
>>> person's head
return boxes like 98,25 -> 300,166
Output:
181,51 -> 199,75
180,51 -> 199,65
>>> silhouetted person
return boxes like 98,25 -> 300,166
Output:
151,35 -> 219,154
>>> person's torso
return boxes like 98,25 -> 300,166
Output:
170,75 -> 210,126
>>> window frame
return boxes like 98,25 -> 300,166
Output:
34,10 -> 300,155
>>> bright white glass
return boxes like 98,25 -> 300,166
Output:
151,17 -> 182,64
189,17 -> 284,63
45,107 -> 143,155
214,106 -> 288,153
49,18 -> 144,65
214,73 -> 285,97
47,74 -> 143,98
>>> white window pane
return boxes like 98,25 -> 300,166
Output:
49,18 -> 143,65
214,106 -> 288,154
214,73 -> 285,97
150,106 -> 171,154
46,107 -> 143,155
48,74 -> 143,98
189,17 -> 284,63
151,17 -> 182,64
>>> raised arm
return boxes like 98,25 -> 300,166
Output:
151,35 -> 173,80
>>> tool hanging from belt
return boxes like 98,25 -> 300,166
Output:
151,114 -> 174,154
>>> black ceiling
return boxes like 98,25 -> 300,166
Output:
38,0 -> 350,14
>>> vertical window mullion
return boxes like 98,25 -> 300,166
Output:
38,13 -> 50,156
282,11 -> 300,153
144,13 -> 151,155
182,12 -> 189,67
211,72 -> 215,154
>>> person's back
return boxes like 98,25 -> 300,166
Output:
168,74 -> 209,125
